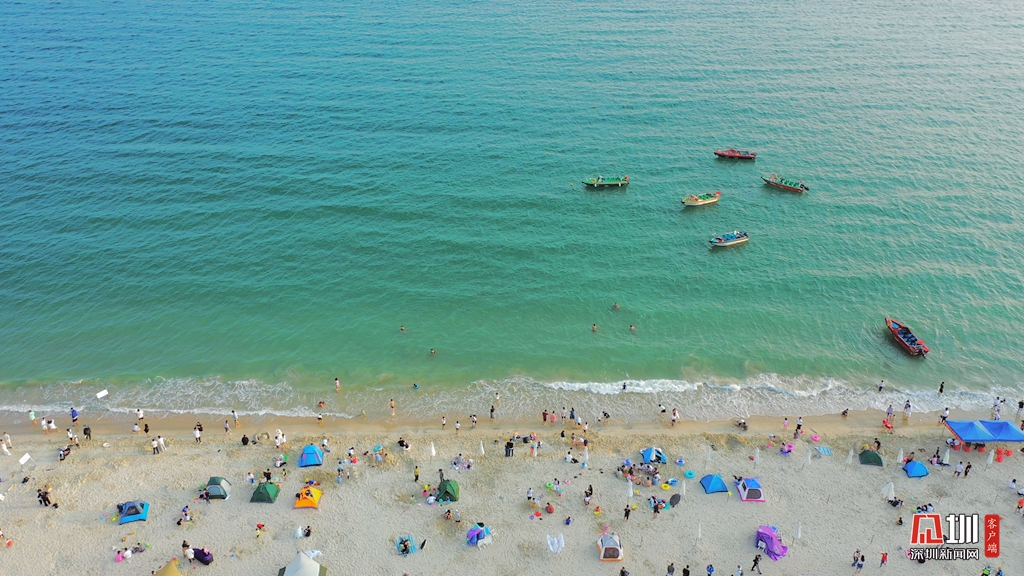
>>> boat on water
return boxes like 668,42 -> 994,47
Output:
709,230 -> 749,247
582,175 -> 629,188
885,317 -> 929,357
761,173 -> 809,192
682,190 -> 721,207
714,149 -> 757,160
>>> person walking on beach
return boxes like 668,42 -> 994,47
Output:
224,420 -> 231,434
2,432 -> 10,450
335,377 -> 340,392
795,417 -> 803,432
157,435 -> 166,451
880,551 -> 888,567
939,382 -> 944,394
455,421 -> 460,435
783,418 -> 788,430
151,438 -> 160,455
954,462 -> 964,477
441,416 -> 446,430
471,414 -> 477,427
414,466 -> 419,483
852,549 -> 861,566
939,408 -> 949,424
136,408 -> 145,422
667,562 -> 675,576
963,462 -> 972,477
438,469 -> 444,482
193,426 -> 202,444
886,405 -> 894,420
623,505 -> 631,520
390,399 -> 395,416
706,564 -> 714,576
750,554 -> 761,574
231,410 -> 238,427
878,380 -> 884,392
903,400 -> 912,419
70,407 -> 79,426
734,566 -> 743,576
490,405 -> 495,420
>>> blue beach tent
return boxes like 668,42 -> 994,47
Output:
298,445 -> 325,468
118,501 -> 149,524
700,474 -> 729,494
640,447 -> 668,464
903,461 -> 928,478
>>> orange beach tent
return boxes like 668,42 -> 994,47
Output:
295,487 -> 322,509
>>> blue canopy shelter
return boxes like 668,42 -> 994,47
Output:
298,445 -> 325,468
945,420 -> 1024,444
944,421 -> 996,444
903,461 -> 928,478
700,474 -> 729,494
640,447 -> 668,464
118,501 -> 150,524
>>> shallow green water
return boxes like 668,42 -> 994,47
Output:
2,0 -> 1023,420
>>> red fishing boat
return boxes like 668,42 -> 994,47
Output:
714,149 -> 757,160
885,317 -> 929,356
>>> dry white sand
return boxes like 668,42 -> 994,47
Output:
0,411 -> 1020,575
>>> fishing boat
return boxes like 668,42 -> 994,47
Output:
681,190 -> 721,207
709,230 -> 749,247
582,175 -> 629,188
885,317 -> 929,357
761,173 -> 809,192
714,149 -> 757,160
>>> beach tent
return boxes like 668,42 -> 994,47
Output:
738,478 -> 765,502
437,479 -> 460,502
154,561 -> 187,576
278,552 -> 328,576
640,447 -> 668,464
206,477 -> 231,500
295,487 -> 322,509
251,482 -> 280,503
754,526 -> 788,561
699,474 -> 729,494
299,445 -> 325,468
859,450 -> 883,466
467,524 -> 493,546
597,534 -> 624,561
903,461 -> 929,478
118,501 -> 149,524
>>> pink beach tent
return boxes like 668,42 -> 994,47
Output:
755,525 -> 788,561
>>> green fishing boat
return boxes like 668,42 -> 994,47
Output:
582,175 -> 630,188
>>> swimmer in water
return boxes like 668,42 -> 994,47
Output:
430,348 -> 435,355
612,303 -> 620,310
592,324 -> 598,332
412,383 -> 419,390
630,325 -> 635,331
400,326 -> 405,332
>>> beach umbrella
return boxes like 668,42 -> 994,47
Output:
754,447 -> 760,467
941,449 -> 950,466
794,522 -> 802,540
430,442 -> 436,458
846,449 -> 854,468
480,441 -> 485,456
681,480 -> 685,496
704,446 -> 711,470
986,449 -> 995,467
882,482 -> 895,501
896,448 -> 903,464
583,447 -> 589,463
695,523 -> 701,541
803,450 -> 812,469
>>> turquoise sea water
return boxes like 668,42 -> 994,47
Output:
2,0 -> 1023,421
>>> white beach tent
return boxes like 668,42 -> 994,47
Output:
278,552 -> 327,576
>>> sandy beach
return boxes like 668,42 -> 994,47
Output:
0,407 -> 1021,576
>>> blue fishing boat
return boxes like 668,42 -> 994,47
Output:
709,231 -> 749,247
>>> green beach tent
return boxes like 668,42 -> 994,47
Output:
206,477 -> 232,499
251,482 -> 280,503
859,450 -> 883,467
437,480 -> 459,502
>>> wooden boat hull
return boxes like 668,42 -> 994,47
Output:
885,317 -> 929,356
714,149 -> 756,160
682,191 -> 721,207
761,175 -> 808,193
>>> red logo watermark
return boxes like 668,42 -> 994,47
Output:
910,514 -> 944,545
984,514 -> 999,558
